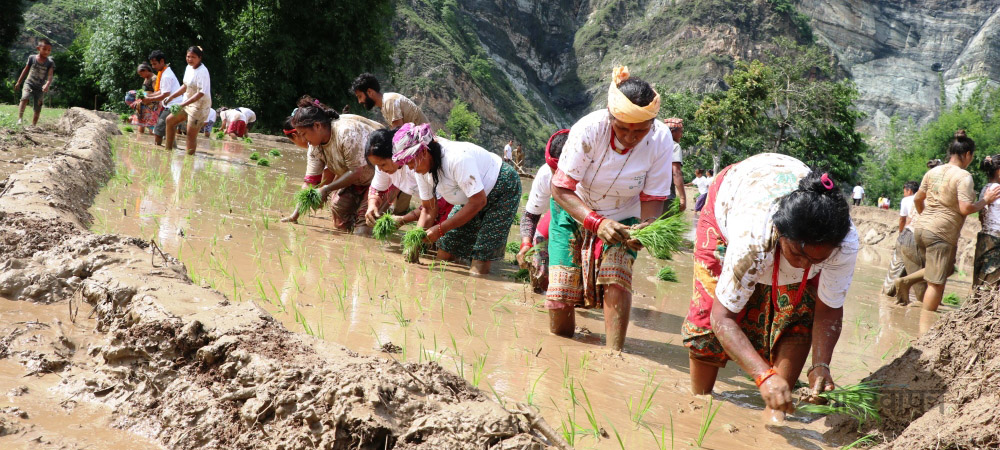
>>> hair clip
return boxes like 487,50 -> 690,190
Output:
820,173 -> 835,190
313,99 -> 320,106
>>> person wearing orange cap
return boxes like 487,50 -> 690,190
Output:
546,66 -> 674,351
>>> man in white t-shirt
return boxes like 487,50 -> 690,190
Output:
143,50 -> 183,146
852,184 -> 865,206
883,181 -> 925,303
664,118 -> 686,212
503,140 -> 513,162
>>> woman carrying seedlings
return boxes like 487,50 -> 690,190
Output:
682,153 -> 859,422
546,66 -> 673,351
130,63 -> 162,134
516,129 -> 569,294
291,97 -> 382,235
394,123 -> 520,275
364,128 -> 448,229
163,46 -> 212,155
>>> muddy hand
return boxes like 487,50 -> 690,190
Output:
364,207 -> 379,227
760,376 -> 795,414
425,225 -> 442,244
806,366 -> 836,404
985,185 -> 1000,204
516,245 -> 530,269
596,219 -> 631,244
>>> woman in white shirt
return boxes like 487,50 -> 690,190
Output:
974,155 -> 1000,289
683,153 -> 858,422
516,129 -> 569,294
164,46 -> 211,155
548,66 -> 673,351
363,128 -> 438,229
393,123 -> 520,275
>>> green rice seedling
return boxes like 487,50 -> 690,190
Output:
213,129 -> 225,139
521,193 -> 529,200
402,227 -> 427,263
693,396 -> 721,447
242,136 -> 253,144
471,352 -> 488,387
841,434 -> 878,450
249,151 -> 261,160
942,293 -> 961,306
169,104 -> 182,116
797,381 -> 881,429
526,369 -> 548,406
506,241 -> 519,254
257,158 -> 270,167
632,201 -> 690,260
657,266 -> 678,282
626,368 -> 661,428
296,187 -> 323,214
372,214 -> 399,242
649,414 -> 675,450
268,149 -> 281,157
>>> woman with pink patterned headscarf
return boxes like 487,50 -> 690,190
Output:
392,123 -> 521,275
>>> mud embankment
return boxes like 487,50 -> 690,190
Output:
0,109 -> 556,449
850,206 -> 979,273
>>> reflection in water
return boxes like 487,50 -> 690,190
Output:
88,134 -> 962,450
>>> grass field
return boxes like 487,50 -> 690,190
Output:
0,104 -> 68,129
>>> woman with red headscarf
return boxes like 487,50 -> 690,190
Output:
516,129 -> 570,293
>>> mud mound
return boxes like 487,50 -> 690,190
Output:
823,288 -> 1000,449
0,108 -> 563,449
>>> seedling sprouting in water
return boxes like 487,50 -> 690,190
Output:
249,151 -> 261,161
295,187 -> 322,215
257,158 -> 270,167
268,149 -> 281,157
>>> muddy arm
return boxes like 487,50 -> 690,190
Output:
808,300 -> 842,394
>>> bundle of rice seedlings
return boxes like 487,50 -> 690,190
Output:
506,241 -> 520,254
372,214 -> 399,242
136,90 -> 146,99
169,104 -> 182,115
268,149 -> 281,157
249,151 -> 261,160
657,266 -> 678,282
631,201 -> 690,260
213,129 -> 225,140
257,158 -> 270,167
295,187 -> 322,214
509,268 -> 530,283
242,136 -> 254,144
797,381 -> 881,428
402,227 -> 427,263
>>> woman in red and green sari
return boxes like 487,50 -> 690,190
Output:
683,153 -> 859,422
547,66 -> 674,351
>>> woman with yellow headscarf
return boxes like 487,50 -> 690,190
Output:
547,66 -> 675,351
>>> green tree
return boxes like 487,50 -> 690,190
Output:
0,0 -> 27,104
445,100 -> 480,142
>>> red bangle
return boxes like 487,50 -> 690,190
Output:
755,368 -> 778,388
583,211 -> 605,233
520,242 -> 533,251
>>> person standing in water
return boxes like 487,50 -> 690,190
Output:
517,129 -> 569,293
163,46 -> 212,155
895,131 -> 1000,311
547,66 -> 673,351
683,153 -> 858,422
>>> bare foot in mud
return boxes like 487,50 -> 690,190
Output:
893,278 -> 911,305
280,215 -> 298,223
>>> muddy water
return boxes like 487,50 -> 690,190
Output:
84,133 -> 965,449
0,296 -> 162,449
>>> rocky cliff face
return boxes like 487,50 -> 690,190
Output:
797,0 -> 1000,132
389,0 -> 1000,158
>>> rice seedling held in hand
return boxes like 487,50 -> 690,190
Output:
295,187 -> 323,215
657,266 -> 678,282
249,151 -> 260,160
506,241 -> 519,254
268,149 -> 281,157
797,381 -> 881,429
257,158 -> 270,167
402,227 -> 427,263
372,213 -> 399,242
631,201 -> 690,260
169,104 -> 182,116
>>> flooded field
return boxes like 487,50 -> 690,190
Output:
75,132 -> 967,449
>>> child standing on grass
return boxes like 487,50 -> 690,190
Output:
13,39 -> 55,127
164,46 -> 212,155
